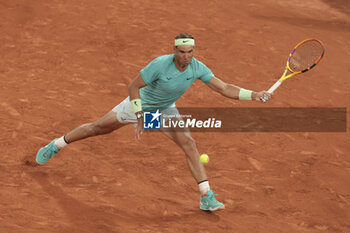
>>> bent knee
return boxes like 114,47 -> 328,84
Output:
178,134 -> 196,149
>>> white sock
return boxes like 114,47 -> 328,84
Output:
54,136 -> 68,150
198,180 -> 210,196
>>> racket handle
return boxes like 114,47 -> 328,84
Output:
268,80 -> 282,93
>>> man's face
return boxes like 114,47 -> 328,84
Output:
174,45 -> 194,67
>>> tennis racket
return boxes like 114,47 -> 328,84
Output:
263,38 -> 325,101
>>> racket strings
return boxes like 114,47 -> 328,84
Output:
289,41 -> 324,72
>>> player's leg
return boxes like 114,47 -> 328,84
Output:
36,97 -> 135,165
162,129 -> 207,182
35,110 -> 125,165
160,107 -> 208,183
64,110 -> 124,143
162,129 -> 225,211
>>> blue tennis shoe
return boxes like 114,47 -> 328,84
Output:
200,190 -> 225,211
36,139 -> 59,165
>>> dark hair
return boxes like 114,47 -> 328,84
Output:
175,33 -> 194,40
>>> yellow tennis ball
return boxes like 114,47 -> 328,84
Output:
200,154 -> 209,164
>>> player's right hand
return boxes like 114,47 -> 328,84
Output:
255,91 -> 272,103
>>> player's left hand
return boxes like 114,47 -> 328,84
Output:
135,118 -> 144,139
254,91 -> 272,103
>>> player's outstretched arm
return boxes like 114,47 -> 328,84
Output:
206,76 -> 271,102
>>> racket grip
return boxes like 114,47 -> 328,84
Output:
268,80 -> 282,93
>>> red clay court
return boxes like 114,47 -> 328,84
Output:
1,0 -> 350,232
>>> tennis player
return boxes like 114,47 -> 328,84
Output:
35,33 -> 271,211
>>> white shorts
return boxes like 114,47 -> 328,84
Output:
112,97 -> 179,124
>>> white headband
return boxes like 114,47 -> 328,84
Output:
175,38 -> 195,46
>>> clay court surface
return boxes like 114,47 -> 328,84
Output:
1,0 -> 350,232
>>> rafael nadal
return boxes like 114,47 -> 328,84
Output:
35,33 -> 271,212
